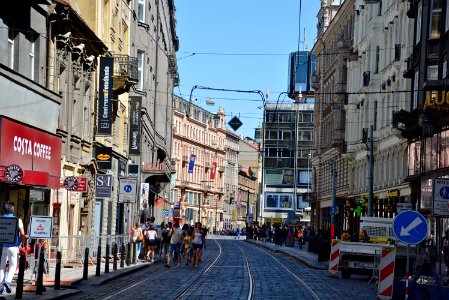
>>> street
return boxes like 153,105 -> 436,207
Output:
63,237 -> 378,300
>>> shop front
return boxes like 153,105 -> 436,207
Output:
0,116 -> 62,231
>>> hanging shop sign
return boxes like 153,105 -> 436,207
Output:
129,96 -> 142,155
95,146 -> 112,170
95,174 -> 113,198
4,164 -> 23,183
96,57 -> 114,135
0,116 -> 62,188
0,217 -> 18,244
63,176 -> 87,192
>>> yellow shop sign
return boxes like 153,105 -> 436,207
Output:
423,90 -> 449,111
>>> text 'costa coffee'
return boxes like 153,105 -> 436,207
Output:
13,136 -> 52,160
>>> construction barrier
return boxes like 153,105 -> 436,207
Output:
328,239 -> 340,276
378,246 -> 396,300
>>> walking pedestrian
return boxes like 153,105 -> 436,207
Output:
0,203 -> 26,295
167,222 -> 183,268
192,222 -> 203,268
146,225 -> 157,262
183,230 -> 192,266
132,221 -> 144,260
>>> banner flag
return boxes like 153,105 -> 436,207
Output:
210,161 -> 217,180
188,154 -> 196,173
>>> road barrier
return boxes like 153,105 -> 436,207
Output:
328,239 -> 340,276
378,247 -> 396,300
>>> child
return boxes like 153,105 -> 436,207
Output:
183,230 -> 191,266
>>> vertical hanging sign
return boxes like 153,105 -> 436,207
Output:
129,96 -> 142,154
97,57 -> 114,135
188,154 -> 196,173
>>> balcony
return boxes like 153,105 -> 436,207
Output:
113,55 -> 138,95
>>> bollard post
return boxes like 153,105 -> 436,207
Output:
54,251 -> 61,290
83,247 -> 89,280
113,243 -> 118,270
96,244 -> 101,276
132,243 -> 137,264
105,243 -> 110,273
15,252 -> 26,299
126,242 -> 131,266
36,249 -> 45,295
120,242 -> 125,268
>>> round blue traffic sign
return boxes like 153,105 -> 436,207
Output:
123,185 -> 133,193
393,210 -> 428,245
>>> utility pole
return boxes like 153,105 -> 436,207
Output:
368,124 -> 374,217
331,156 -> 337,239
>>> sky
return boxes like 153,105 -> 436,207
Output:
175,0 -> 321,139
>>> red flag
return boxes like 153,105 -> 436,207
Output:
210,162 -> 217,180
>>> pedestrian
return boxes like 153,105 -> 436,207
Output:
146,225 -> 157,262
142,218 -> 151,259
443,229 -> 449,274
162,222 -> 172,265
192,222 -> 203,268
167,222 -> 183,268
183,230 -> 191,266
0,203 -> 26,295
132,221 -> 144,260
158,222 -> 165,257
297,225 -> 303,249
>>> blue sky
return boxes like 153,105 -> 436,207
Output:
175,0 -> 321,138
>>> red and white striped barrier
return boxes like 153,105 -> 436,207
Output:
328,239 -> 340,276
378,246 -> 396,300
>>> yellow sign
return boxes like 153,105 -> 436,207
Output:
232,210 -> 237,222
272,218 -> 282,224
423,90 -> 449,111
386,189 -> 399,198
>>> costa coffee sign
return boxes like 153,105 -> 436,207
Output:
0,117 -> 62,178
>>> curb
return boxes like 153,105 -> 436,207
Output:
245,240 -> 328,270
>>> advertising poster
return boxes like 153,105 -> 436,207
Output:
140,182 -> 149,210
129,96 -> 142,154
265,169 -> 294,185
265,193 -> 293,210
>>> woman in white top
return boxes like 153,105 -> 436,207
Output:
146,226 -> 158,262
191,222 -> 203,267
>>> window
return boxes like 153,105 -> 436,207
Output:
416,4 -> 422,44
429,0 -> 442,39
137,0 -> 145,23
30,32 -> 39,81
8,27 -> 14,69
137,50 -> 144,90
282,131 -> 292,140
265,194 -> 293,210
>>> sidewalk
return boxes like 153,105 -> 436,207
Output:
244,239 -> 329,270
0,258 -> 153,300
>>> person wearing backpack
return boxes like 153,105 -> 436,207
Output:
0,203 -> 26,294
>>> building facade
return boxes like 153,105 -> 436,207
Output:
171,96 -> 226,228
224,130 -> 239,230
394,0 -> 449,236
261,102 -> 314,225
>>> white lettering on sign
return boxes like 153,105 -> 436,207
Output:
13,136 -> 52,160
102,66 -> 110,118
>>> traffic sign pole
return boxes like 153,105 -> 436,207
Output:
406,245 -> 409,300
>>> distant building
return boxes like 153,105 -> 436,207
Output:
261,102 -> 314,224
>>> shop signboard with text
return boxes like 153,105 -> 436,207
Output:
96,57 -> 114,135
0,116 -> 62,188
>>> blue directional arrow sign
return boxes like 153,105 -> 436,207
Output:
393,210 -> 428,245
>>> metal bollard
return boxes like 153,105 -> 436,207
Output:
15,252 -> 26,299
54,251 -> 61,290
83,247 -> 89,280
132,243 -> 136,264
96,244 -> 101,276
126,242 -> 131,266
36,250 -> 45,295
113,243 -> 118,271
105,243 -> 110,273
120,243 -> 125,268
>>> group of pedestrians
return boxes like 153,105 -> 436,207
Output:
132,219 -> 208,268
